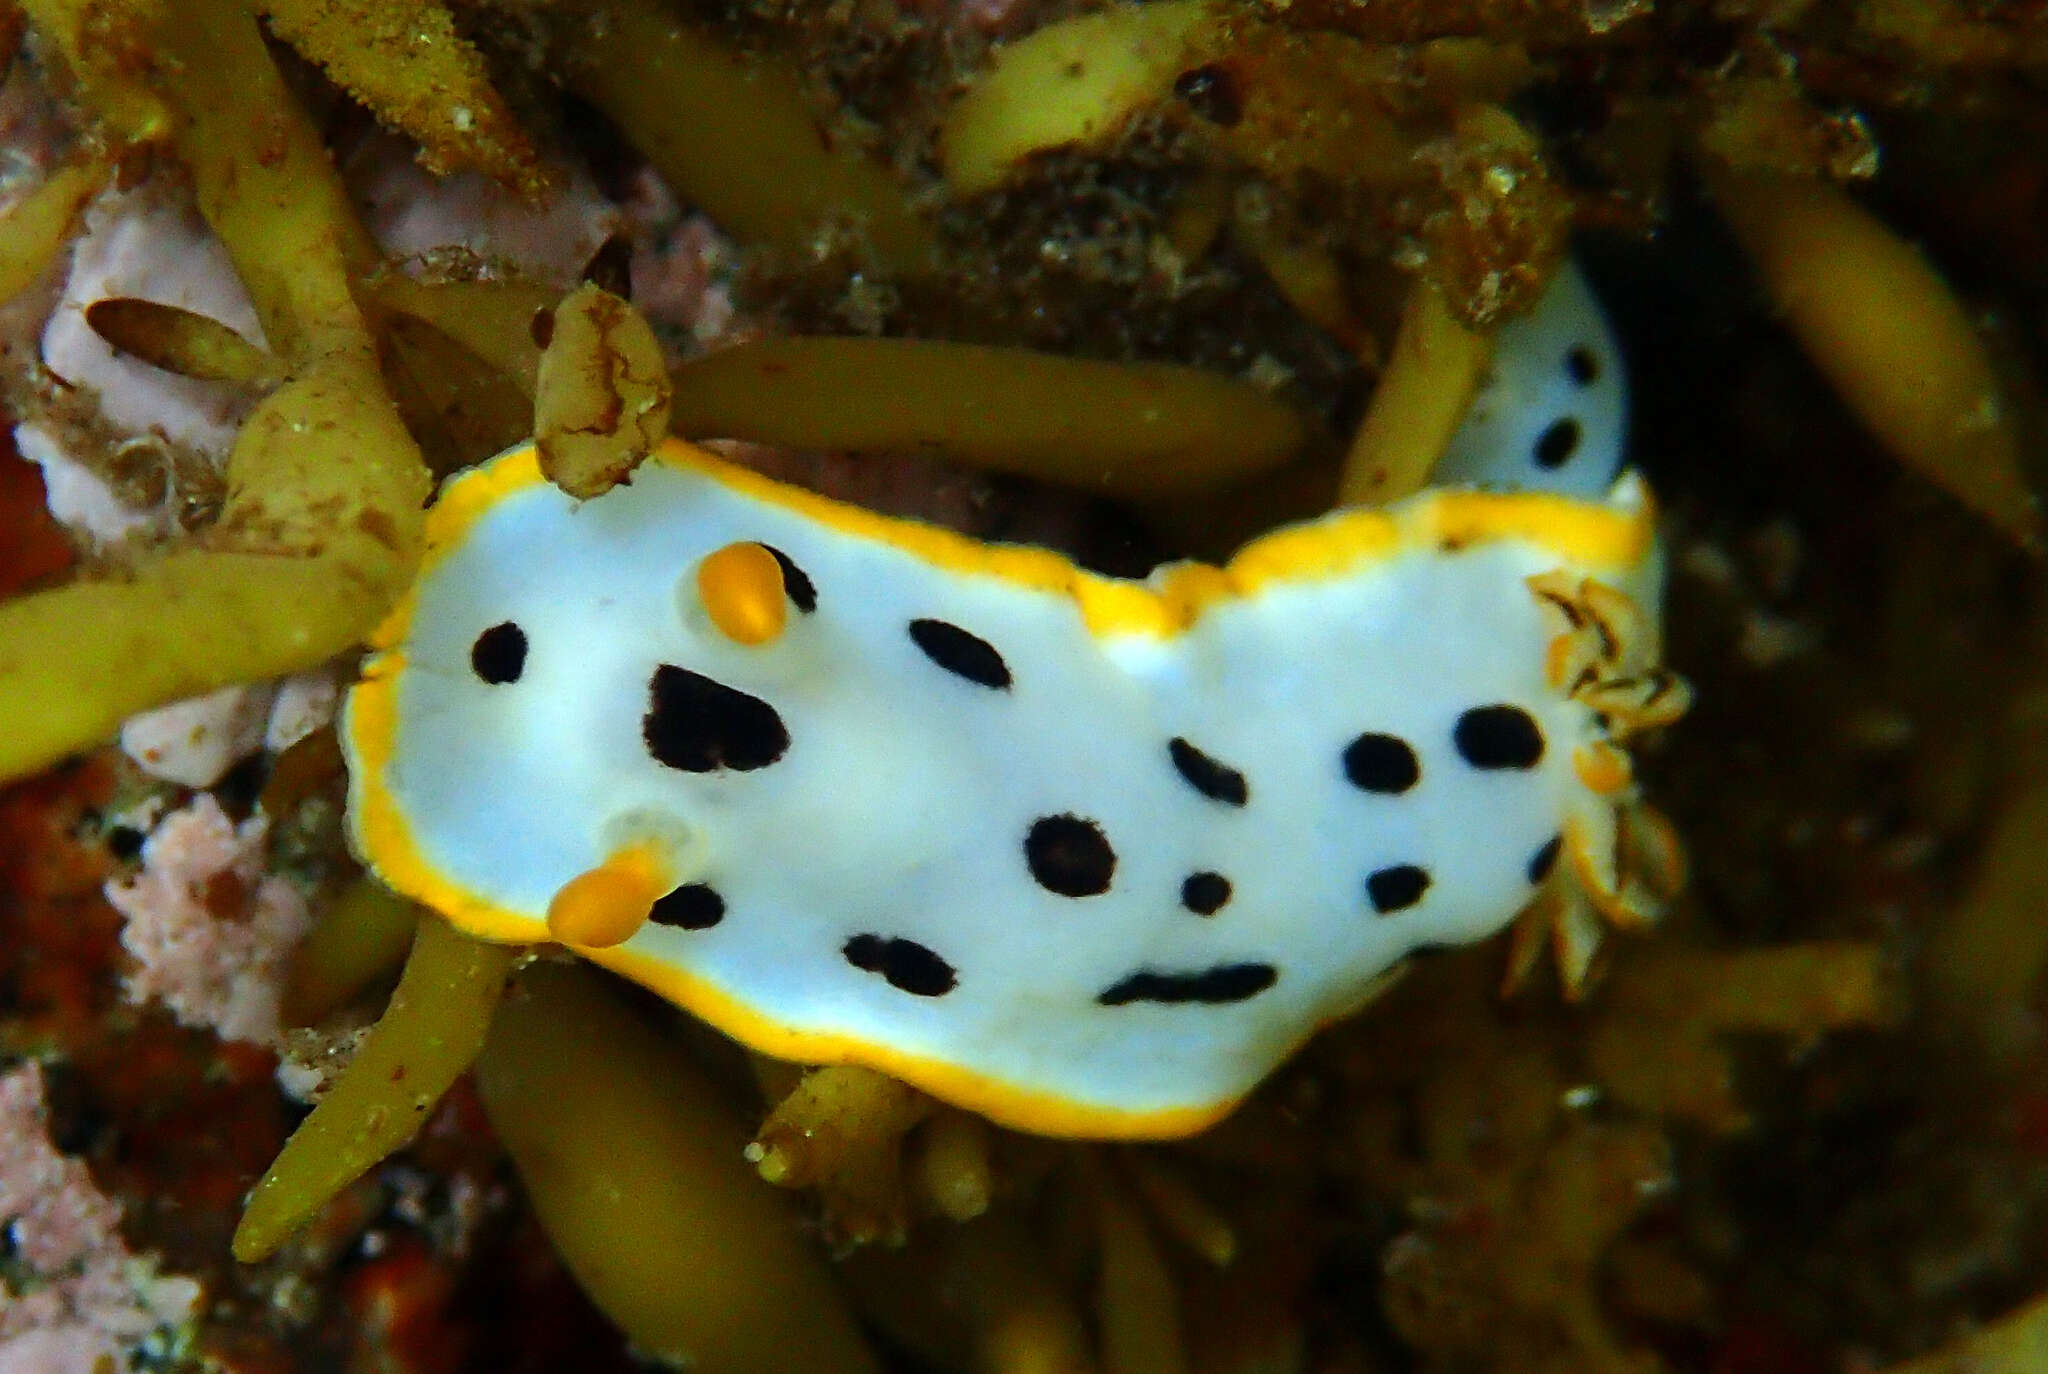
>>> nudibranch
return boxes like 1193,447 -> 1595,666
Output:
343,264 -> 1687,1138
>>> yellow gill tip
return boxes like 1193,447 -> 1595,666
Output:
546,846 -> 668,949
698,541 -> 789,646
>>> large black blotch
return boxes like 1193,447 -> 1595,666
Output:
844,933 -> 957,997
1453,704 -> 1545,771
650,883 -> 725,930
1025,814 -> 1116,897
1098,962 -> 1277,1006
908,618 -> 1012,690
644,665 -> 789,772
1168,737 -> 1248,807
471,622 -> 527,684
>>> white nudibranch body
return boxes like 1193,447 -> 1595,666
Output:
344,265 -> 1687,1137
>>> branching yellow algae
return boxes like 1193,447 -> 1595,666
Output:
750,1064 -> 932,1248
0,0 -> 430,782
913,1109 -> 996,1223
380,311 -> 537,476
1087,1157 -> 1192,1374
940,1 -> 1215,197
234,917 -> 518,1261
260,0 -> 547,199
0,160 -> 105,306
558,0 -> 934,272
670,336 -> 1307,498
1711,168 -> 2039,545
281,876 -> 423,1029
1587,944 -> 1895,1132
19,0 -> 172,147
475,962 -> 880,1374
369,275 -> 555,395
1338,277 -> 1494,505
1117,1151 -> 1235,1266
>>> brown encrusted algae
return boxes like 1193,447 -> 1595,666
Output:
533,283 -> 672,499
260,0 -> 549,201
0,0 -> 431,782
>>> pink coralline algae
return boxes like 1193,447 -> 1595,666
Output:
0,1063 -> 201,1374
104,793 -> 313,1048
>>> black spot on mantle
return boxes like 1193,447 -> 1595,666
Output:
909,618 -> 1012,690
644,666 -> 789,772
1169,737 -> 1248,807
1366,864 -> 1430,914
1343,732 -> 1419,794
471,622 -> 527,684
844,933 -> 956,997
651,883 -> 725,930
1025,814 -> 1117,898
1180,871 -> 1231,916
1453,705 -> 1545,771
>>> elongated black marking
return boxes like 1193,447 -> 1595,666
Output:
650,883 -> 725,929
1098,962 -> 1278,1006
1528,834 -> 1563,884
760,544 -> 816,612
843,933 -> 956,997
909,618 -> 1012,690
1168,737 -> 1248,806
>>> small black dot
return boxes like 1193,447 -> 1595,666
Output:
1180,871 -> 1231,916
1025,814 -> 1116,897
1528,834 -> 1563,884
1098,962 -> 1277,1006
1168,737 -> 1248,806
650,883 -> 724,929
106,825 -> 146,862
1534,417 -> 1582,470
844,934 -> 956,997
1454,705 -> 1545,770
470,622 -> 527,684
1366,865 -> 1431,914
1565,345 -> 1600,386
759,544 -> 816,613
1343,733 -> 1420,794
644,666 -> 790,772
909,618 -> 1012,690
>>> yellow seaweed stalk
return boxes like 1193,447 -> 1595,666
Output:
0,0 -> 431,782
